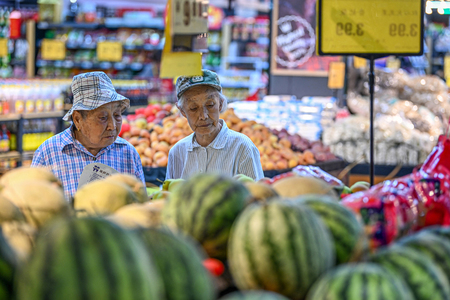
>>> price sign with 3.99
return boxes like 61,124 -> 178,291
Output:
172,0 -> 208,35
317,0 -> 423,56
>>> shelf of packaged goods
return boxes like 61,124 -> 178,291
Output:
36,60 -> 145,71
63,43 -> 163,51
0,114 -> 21,122
23,111 -> 65,120
37,19 -> 165,31
0,151 -> 21,160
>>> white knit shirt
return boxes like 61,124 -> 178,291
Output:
166,120 -> 264,180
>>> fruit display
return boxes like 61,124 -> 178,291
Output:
306,263 -> 414,300
5,152 -> 450,299
162,173 -> 250,259
228,201 -> 335,300
294,195 -> 368,265
137,228 -> 215,300
15,218 -> 165,300
121,106 -> 341,171
370,246 -> 450,300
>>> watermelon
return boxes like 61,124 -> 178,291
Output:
220,291 -> 289,300
420,226 -> 450,242
0,230 -> 16,299
137,228 -> 215,300
397,232 -> 450,283
370,245 -> 450,300
15,217 -> 164,300
228,200 -> 334,300
306,263 -> 414,300
294,195 -> 367,264
162,173 -> 249,259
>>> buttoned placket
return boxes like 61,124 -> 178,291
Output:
198,147 -> 208,173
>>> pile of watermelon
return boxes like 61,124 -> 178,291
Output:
2,166 -> 450,300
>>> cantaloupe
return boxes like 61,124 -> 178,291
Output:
1,180 -> 69,228
1,221 -> 36,262
244,181 -> 279,203
104,173 -> 148,203
0,194 -> 24,223
74,180 -> 139,216
0,167 -> 62,189
111,202 -> 164,228
272,176 -> 338,199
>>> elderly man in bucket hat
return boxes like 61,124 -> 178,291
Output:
32,72 -> 145,200
166,69 -> 264,180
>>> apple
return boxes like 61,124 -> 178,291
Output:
135,118 -> 148,130
127,115 -> 137,121
146,115 -> 156,123
162,103 -> 172,112
135,108 -> 145,115
144,106 -> 154,118
136,114 -> 146,120
119,123 -> 131,137
152,103 -> 162,112
155,110 -> 169,120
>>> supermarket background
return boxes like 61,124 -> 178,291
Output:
0,0 -> 446,185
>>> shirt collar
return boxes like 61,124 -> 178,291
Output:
60,125 -> 128,156
189,119 -> 229,151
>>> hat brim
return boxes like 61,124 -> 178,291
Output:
177,83 -> 222,99
63,94 -> 130,121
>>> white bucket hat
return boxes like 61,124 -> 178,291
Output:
63,72 -> 130,121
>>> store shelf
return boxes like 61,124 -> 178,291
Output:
23,111 -> 65,119
0,151 -> 21,159
36,60 -> 145,71
0,114 -> 21,122
38,22 -> 102,30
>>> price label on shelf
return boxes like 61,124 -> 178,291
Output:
97,41 -> 123,62
0,39 -> 8,57
317,0 -> 423,56
172,0 -> 208,35
41,39 -> 66,60
445,56 -> 450,86
353,56 -> 367,69
328,61 -> 345,89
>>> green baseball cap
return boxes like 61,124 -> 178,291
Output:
175,69 -> 222,99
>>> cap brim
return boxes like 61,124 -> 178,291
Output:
63,95 -> 130,121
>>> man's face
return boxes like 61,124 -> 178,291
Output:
179,86 -> 222,136
74,102 -> 123,152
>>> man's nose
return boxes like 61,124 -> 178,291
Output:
106,116 -> 117,130
199,106 -> 208,119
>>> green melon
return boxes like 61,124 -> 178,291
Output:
294,195 -> 367,264
162,173 -> 249,259
137,228 -> 215,300
306,263 -> 414,300
15,217 -> 164,300
220,291 -> 289,300
420,226 -> 450,242
370,245 -> 450,300
397,232 -> 450,283
0,230 -> 16,299
228,200 -> 335,300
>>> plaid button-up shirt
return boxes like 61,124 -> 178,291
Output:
31,126 -> 145,201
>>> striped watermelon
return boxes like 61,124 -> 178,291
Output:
370,245 -> 450,300
220,291 -> 289,300
294,195 -> 367,264
306,263 -> 414,300
397,232 -> 450,283
420,226 -> 450,242
228,200 -> 335,300
137,228 -> 215,300
16,217 -> 165,300
0,231 -> 16,300
162,173 -> 249,259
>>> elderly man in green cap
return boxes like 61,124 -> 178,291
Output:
166,69 -> 264,180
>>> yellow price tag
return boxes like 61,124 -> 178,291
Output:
41,39 -> 66,60
160,52 -> 202,79
328,61 -> 345,89
445,56 -> 450,86
97,41 -> 123,62
318,0 -> 423,55
353,56 -> 367,69
386,57 -> 401,70
0,39 -> 8,57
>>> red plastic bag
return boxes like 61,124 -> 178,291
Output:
421,122 -> 450,175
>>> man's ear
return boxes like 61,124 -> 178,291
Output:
72,111 -> 82,130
